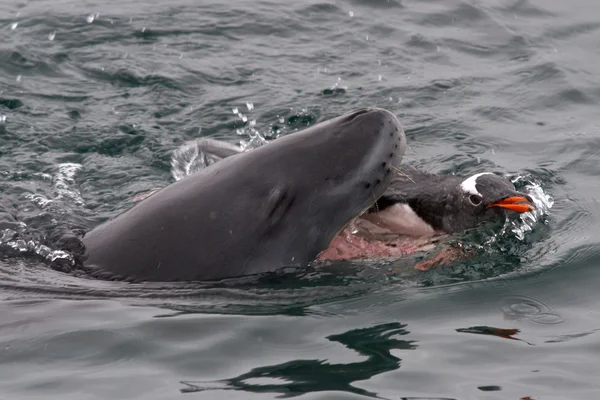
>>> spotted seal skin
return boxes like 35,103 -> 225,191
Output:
81,108 -> 406,282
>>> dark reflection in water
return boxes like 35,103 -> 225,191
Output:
181,322 -> 416,399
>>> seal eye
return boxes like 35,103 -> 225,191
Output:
469,194 -> 482,206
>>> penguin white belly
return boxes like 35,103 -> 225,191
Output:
359,203 -> 437,238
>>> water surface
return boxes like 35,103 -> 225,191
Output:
1,0 -> 600,398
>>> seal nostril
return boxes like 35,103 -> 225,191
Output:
376,179 -> 381,185
394,143 -> 398,149
364,182 -> 371,189
381,162 -> 386,168
389,153 -> 394,158
345,108 -> 370,122
386,168 -> 391,174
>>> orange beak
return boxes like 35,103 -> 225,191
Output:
486,196 -> 535,213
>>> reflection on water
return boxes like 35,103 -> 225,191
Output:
1,0 -> 600,398
456,326 -> 533,345
181,322 -> 416,399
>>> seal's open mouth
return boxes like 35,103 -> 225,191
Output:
316,205 -> 441,262
317,193 -> 536,264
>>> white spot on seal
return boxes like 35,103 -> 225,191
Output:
460,172 -> 494,196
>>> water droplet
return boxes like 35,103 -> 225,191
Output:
48,31 -> 56,41
232,108 -> 238,114
16,75 -> 22,82
278,117 -> 284,123
37,245 -> 51,258
365,35 -> 369,40
10,22 -> 18,30
246,101 -> 254,111
14,239 -> 27,252
86,13 -> 95,23
141,27 -> 146,33
349,11 -> 354,17
179,53 -> 183,59
378,75 -> 382,81
0,229 -> 16,243
0,115 -> 6,124
241,115 -> 248,123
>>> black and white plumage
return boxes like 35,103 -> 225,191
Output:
365,165 -> 535,236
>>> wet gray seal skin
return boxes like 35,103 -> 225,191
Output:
82,108 -> 406,282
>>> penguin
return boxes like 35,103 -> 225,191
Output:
360,165 -> 535,238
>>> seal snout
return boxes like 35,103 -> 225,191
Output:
345,108 -> 372,122
351,109 -> 406,203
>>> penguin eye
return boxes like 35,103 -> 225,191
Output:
469,194 -> 482,206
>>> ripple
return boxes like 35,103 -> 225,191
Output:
494,0 -> 556,18
500,295 -> 565,325
79,67 -> 185,92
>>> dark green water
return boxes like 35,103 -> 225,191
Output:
1,0 -> 599,398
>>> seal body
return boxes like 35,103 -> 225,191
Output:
82,108 -> 406,282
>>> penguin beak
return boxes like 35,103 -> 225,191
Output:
486,194 -> 535,213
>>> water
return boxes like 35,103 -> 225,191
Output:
0,0 -> 599,398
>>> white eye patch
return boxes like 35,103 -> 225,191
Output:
460,172 -> 494,196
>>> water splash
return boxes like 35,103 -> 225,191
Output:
170,139 -> 243,181
231,103 -> 268,151
504,175 -> 554,241
10,22 -> 18,30
53,163 -> 84,206
1,163 -> 85,268
48,31 -> 56,41
461,173 -> 554,265
23,193 -> 53,209
171,142 -> 220,181
86,13 -> 98,23
0,227 -> 74,265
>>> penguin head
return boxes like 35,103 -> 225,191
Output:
441,172 -> 535,233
